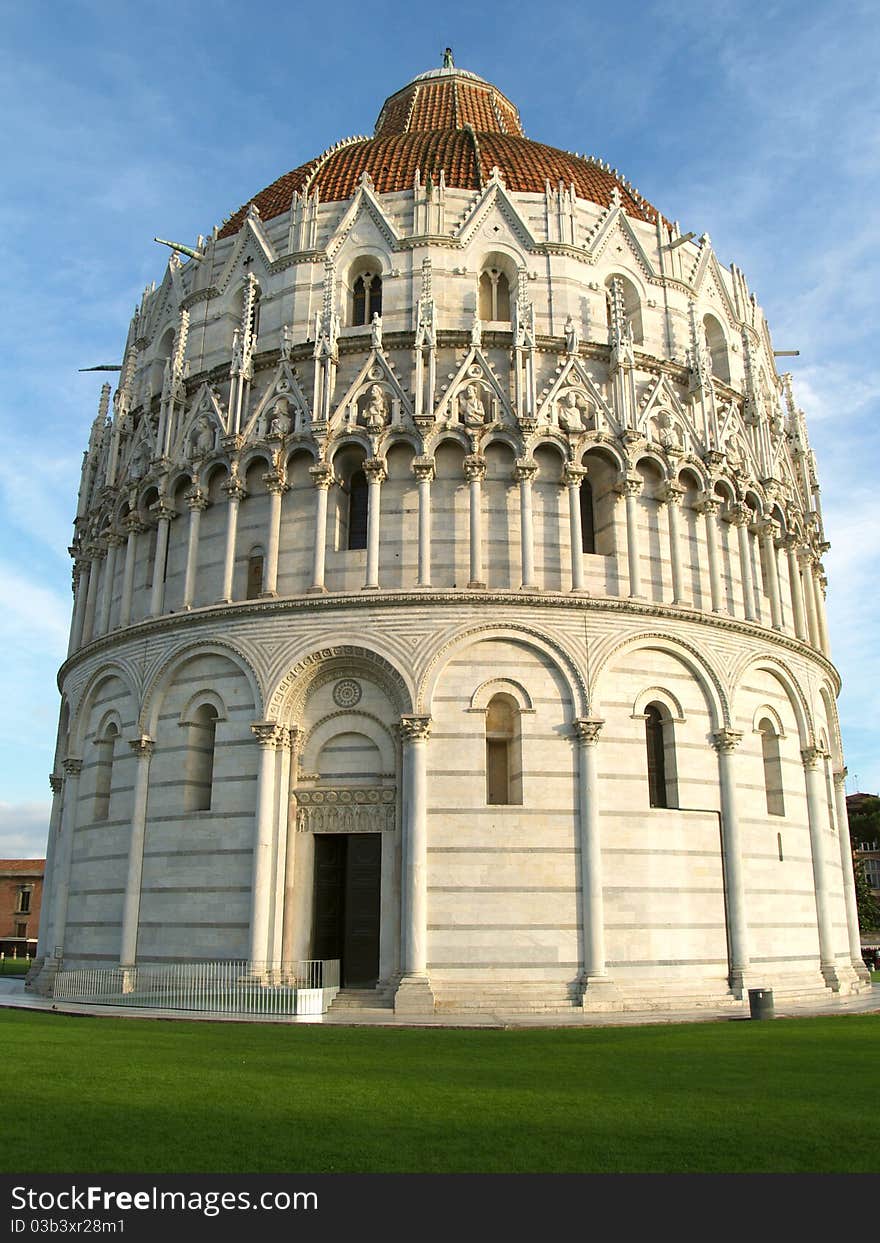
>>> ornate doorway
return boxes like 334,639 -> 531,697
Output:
312,833 -> 382,986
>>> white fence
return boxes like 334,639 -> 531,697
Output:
52,959 -> 340,1017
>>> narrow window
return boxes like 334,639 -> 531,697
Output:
478,269 -> 511,323
348,470 -> 369,550
777,832 -> 784,862
645,705 -> 668,808
759,718 -> 785,817
93,722 -> 119,821
185,704 -> 219,812
352,274 -> 382,326
246,549 -> 264,600
486,694 -> 523,805
580,479 -> 596,553
16,888 -> 31,914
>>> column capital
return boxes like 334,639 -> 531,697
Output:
728,501 -> 751,528
833,767 -> 848,788
251,720 -> 282,750
412,456 -> 435,482
399,715 -> 432,743
695,494 -> 721,516
151,500 -> 177,523
562,464 -> 587,488
463,455 -> 486,483
222,477 -> 247,502
128,735 -> 154,759
758,517 -> 780,541
572,717 -> 604,745
309,462 -> 334,489
711,728 -> 743,754
512,457 -> 538,483
658,481 -> 686,506
122,512 -> 146,536
62,757 -> 83,777
781,531 -> 800,553
797,547 -> 817,571
801,745 -> 828,770
104,531 -> 125,549
49,773 -> 63,795
616,473 -> 642,498
185,487 -> 209,511
263,471 -> 288,495
363,457 -> 387,484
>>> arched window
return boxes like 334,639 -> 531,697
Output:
644,703 -> 677,808
352,272 -> 382,326
347,470 -> 369,550
580,479 -> 596,553
478,268 -> 511,323
759,717 -> 785,817
246,548 -> 264,600
485,693 -> 523,805
185,704 -> 218,812
93,722 -> 119,821
702,315 -> 730,383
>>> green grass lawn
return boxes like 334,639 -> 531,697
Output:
0,957 -> 30,975
2,1009 -> 878,1173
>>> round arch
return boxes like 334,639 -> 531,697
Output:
591,632 -> 727,731
729,654 -> 813,748
140,639 -> 263,737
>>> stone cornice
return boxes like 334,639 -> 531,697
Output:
58,585 -> 842,694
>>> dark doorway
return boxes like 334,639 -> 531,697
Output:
312,834 -> 381,986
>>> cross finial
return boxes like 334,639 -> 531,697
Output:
443,47 -> 454,68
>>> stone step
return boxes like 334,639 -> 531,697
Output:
329,988 -> 394,1010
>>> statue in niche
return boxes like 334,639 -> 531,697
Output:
189,415 -> 215,459
459,382 -> 487,427
129,437 -> 149,479
557,390 -> 592,433
268,396 -> 292,438
370,312 -> 383,350
363,384 -> 389,433
655,410 -> 683,453
725,433 -> 746,472
564,315 -> 579,354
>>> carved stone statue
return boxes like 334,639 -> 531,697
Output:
363,384 -> 389,433
470,316 -> 482,347
564,315 -> 579,355
190,415 -> 215,458
459,382 -> 487,427
268,397 -> 292,438
655,410 -> 682,452
558,390 -> 591,433
370,312 -> 383,350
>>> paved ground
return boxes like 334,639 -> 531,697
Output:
1,975 -> 877,1029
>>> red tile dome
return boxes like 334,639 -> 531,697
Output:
217,65 -> 661,238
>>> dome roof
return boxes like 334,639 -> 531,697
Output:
217,64 -> 661,238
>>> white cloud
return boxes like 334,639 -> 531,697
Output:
0,802 -> 51,859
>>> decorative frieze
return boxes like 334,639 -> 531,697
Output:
293,786 -> 396,833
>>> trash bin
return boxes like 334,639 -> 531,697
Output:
748,988 -> 774,1019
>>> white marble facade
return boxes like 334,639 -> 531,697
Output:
31,61 -> 869,1012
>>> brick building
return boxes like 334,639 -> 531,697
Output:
0,861 -> 44,957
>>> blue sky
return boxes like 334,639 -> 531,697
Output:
1,0 -> 878,855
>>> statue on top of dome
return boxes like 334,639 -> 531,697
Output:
443,47 -> 454,68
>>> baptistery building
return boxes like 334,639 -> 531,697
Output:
32,58 -> 869,1012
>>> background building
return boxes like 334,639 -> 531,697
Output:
0,860 -> 44,958
30,59 -> 869,1012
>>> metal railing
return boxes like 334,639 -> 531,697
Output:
52,959 -> 340,1016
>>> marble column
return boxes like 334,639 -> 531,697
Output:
220,477 -> 246,602
833,768 -> 872,983
96,536 -> 121,636
514,458 -> 537,590
262,474 -> 287,597
464,455 -> 487,589
269,727 -> 292,969
814,563 -> 831,656
413,457 -> 434,588
783,534 -> 807,641
149,504 -> 175,618
249,722 -> 281,967
280,728 -> 302,968
799,550 -> 821,649
573,718 -> 608,988
759,518 -> 784,631
564,466 -> 587,592
119,514 -> 143,628
617,474 -> 643,598
119,736 -> 155,968
68,561 -> 89,655
36,774 -> 64,961
712,729 -> 751,993
308,463 -> 332,593
81,547 -> 102,644
363,457 -> 386,591
698,496 -> 724,613
802,746 -> 840,989
182,488 -> 208,609
730,504 -> 757,622
660,483 -> 686,605
395,715 -> 434,1013
48,758 -> 83,961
